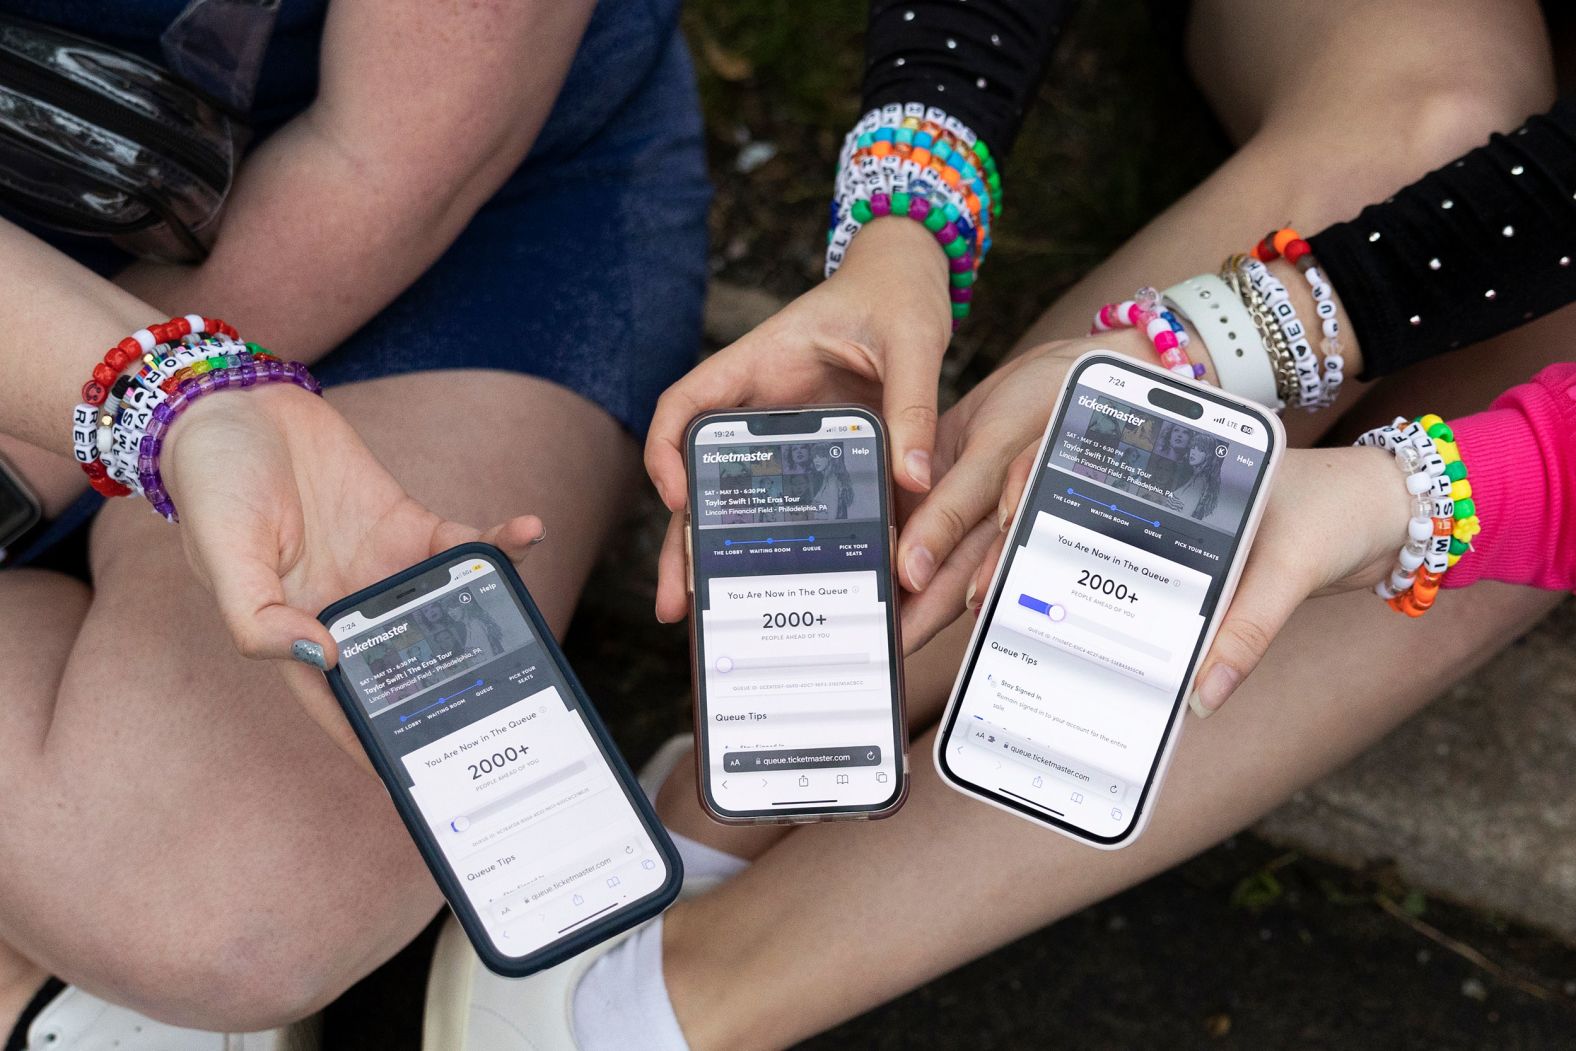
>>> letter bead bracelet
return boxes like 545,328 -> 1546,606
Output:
1354,413 -> 1477,616
70,316 -> 320,520
828,103 -> 1001,327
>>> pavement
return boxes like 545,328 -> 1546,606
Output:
1259,598 -> 1576,942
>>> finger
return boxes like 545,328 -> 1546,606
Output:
1188,554 -> 1310,720
899,517 -> 997,653
967,530 -> 1009,615
654,510 -> 691,624
429,513 -> 544,563
896,430 -> 1017,593
881,350 -> 944,494
476,514 -> 548,564
207,548 -> 338,667
996,442 -> 1039,533
645,353 -> 758,513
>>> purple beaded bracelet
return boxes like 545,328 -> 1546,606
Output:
137,358 -> 323,523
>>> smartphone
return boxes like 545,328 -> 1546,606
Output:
319,543 -> 681,977
934,353 -> 1283,848
0,455 -> 41,561
684,407 -> 907,823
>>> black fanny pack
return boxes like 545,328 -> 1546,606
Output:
0,2 -> 277,262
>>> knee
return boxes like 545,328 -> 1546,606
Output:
115,917 -> 351,1031
1394,76 -> 1552,172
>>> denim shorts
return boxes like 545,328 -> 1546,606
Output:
11,0 -> 711,568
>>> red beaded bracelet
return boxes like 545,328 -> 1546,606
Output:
81,316 -> 239,407
74,316 -> 241,497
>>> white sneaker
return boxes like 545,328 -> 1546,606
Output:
19,983 -> 320,1051
421,875 -> 717,1051
420,738 -> 715,1050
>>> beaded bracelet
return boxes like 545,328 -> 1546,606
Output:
138,356 -> 322,523
840,117 -> 998,231
98,337 -> 262,488
1090,287 -> 1205,379
72,317 -> 243,497
1253,228 -> 1345,405
1354,414 -> 1477,615
1238,257 -> 1326,410
80,316 -> 238,406
833,104 -> 994,258
828,103 -> 1000,325
831,123 -> 990,265
1225,260 -> 1299,406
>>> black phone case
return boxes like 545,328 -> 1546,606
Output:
316,542 -> 683,978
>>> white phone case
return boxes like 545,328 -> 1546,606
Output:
931,350 -> 1285,849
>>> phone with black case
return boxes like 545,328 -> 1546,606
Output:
318,543 -> 680,976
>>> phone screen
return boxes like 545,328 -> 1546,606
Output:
938,359 -> 1275,843
688,409 -> 904,819
326,552 -> 672,961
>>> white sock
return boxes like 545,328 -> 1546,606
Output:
642,749 -> 749,884
571,916 -> 688,1051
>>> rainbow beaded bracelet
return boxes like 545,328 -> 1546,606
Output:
1354,413 -> 1477,616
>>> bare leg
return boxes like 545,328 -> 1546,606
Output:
0,371 -> 636,1032
0,569 -> 88,1032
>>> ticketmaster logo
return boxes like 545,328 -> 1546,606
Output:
342,621 -> 409,659
702,449 -> 774,464
1078,395 -> 1145,427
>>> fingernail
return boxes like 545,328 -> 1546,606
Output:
997,504 -> 1010,532
1196,664 -> 1241,715
1187,691 -> 1212,720
292,640 -> 328,670
904,450 -> 932,490
531,525 -> 548,545
964,580 -> 978,610
906,546 -> 935,591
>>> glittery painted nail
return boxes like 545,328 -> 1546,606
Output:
292,639 -> 328,670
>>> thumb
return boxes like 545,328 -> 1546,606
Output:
1188,555 -> 1309,719
208,550 -> 338,668
881,348 -> 945,494
432,513 -> 547,566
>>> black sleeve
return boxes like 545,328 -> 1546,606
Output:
1308,97 -> 1576,380
860,0 -> 1076,167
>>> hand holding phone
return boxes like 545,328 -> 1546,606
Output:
683,408 -> 908,823
935,354 -> 1283,847
319,544 -> 680,976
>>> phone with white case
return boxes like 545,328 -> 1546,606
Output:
934,352 -> 1283,848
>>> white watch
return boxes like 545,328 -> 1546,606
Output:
1163,273 -> 1282,410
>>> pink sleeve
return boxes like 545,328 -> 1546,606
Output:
1443,362 -> 1576,590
